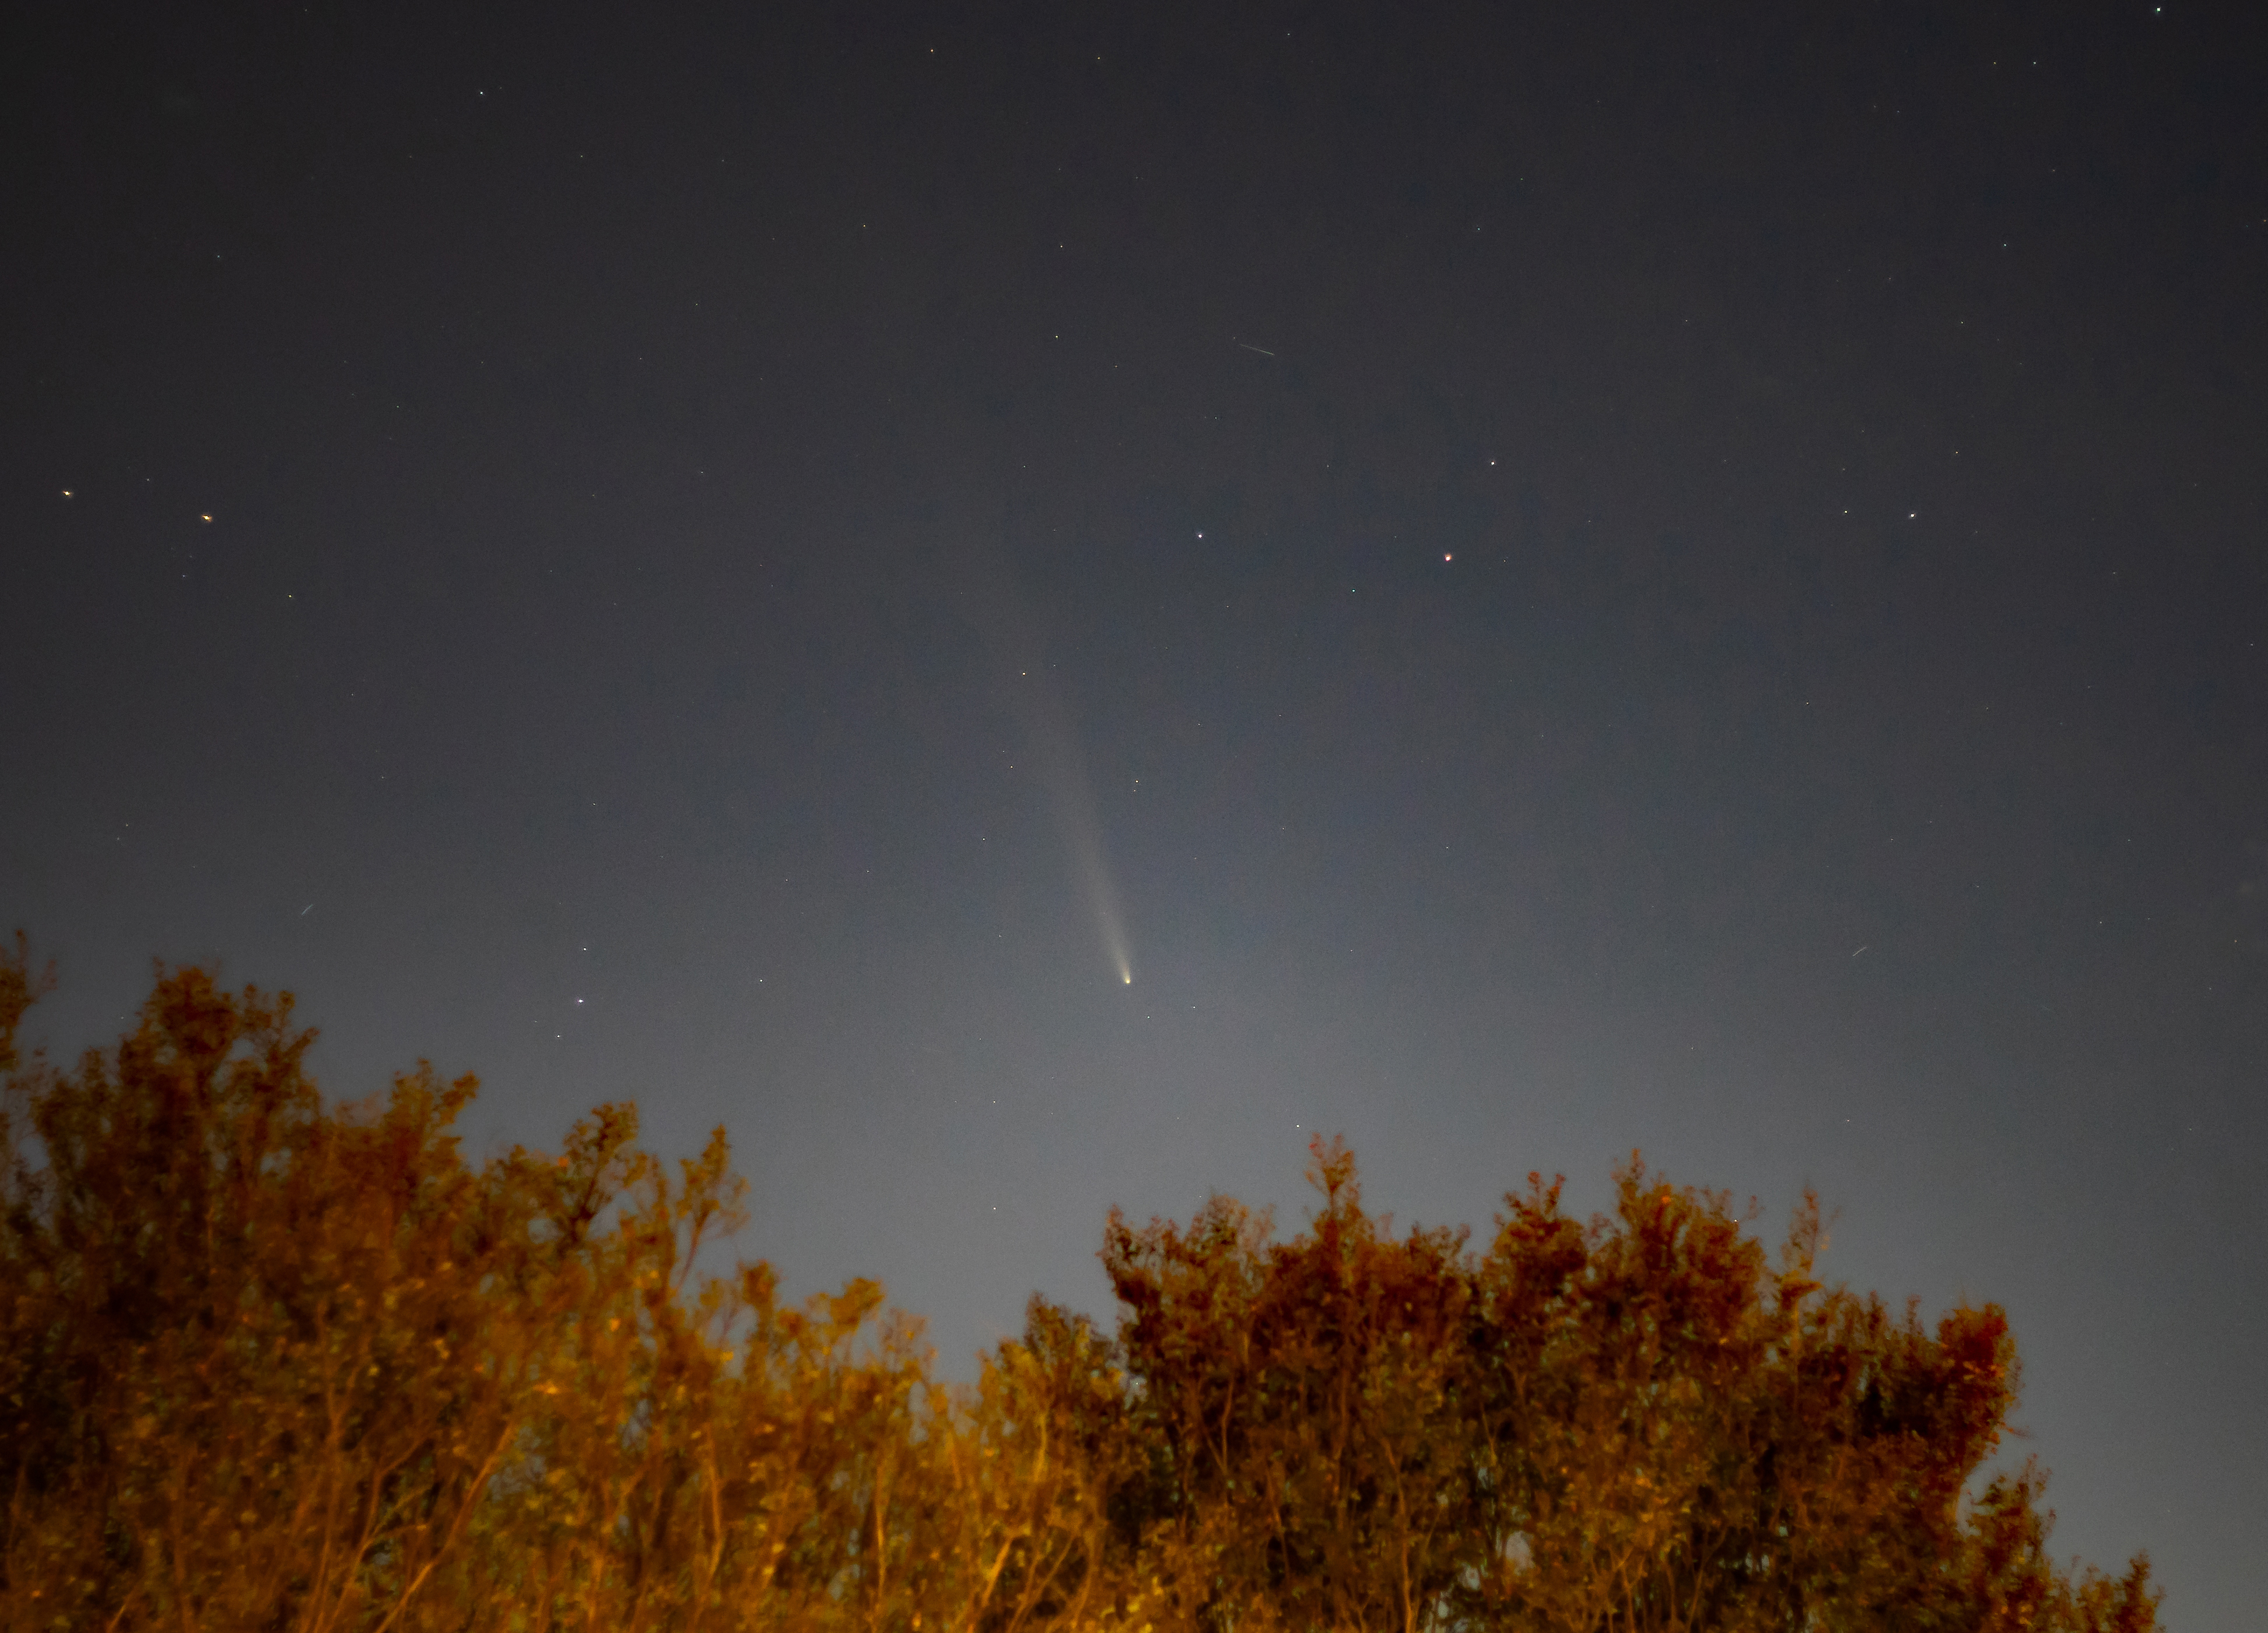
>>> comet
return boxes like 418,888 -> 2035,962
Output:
1018,681 -> 1135,987
959,531 -> 1137,986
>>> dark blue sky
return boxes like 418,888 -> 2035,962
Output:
5,3 -> 2263,1622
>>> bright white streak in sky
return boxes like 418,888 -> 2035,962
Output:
961,542 -> 1134,986
1032,691 -> 1134,986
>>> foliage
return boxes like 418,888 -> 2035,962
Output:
1,949 -> 2157,1632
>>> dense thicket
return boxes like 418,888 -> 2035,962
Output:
1,950 -> 2157,1632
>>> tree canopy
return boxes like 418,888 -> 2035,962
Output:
1,948 -> 2157,1632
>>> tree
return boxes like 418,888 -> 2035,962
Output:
1,947 -> 2158,1632
0,956 -> 546,1631
1103,1137 -> 2159,1633
1101,1138 -> 1481,1630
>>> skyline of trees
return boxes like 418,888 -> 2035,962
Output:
2,945 -> 2158,1631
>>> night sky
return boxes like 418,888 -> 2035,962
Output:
5,3 -> 2264,1621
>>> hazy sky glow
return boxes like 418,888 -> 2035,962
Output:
3,4 -> 2263,1625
